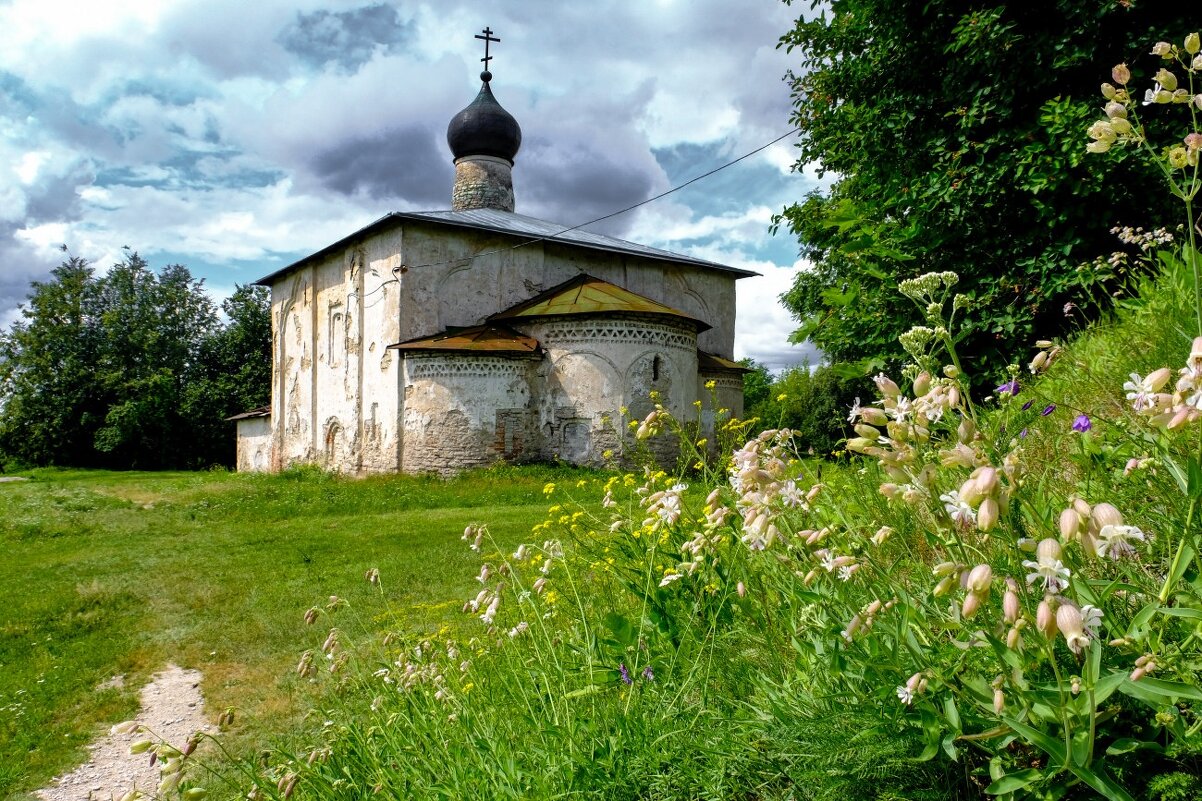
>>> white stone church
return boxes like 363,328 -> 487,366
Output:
233,56 -> 752,474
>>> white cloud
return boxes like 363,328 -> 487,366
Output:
0,0 -> 817,367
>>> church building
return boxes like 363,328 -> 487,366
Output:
234,35 -> 753,474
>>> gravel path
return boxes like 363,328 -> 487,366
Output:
37,665 -> 211,801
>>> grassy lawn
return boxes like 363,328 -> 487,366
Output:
0,464 -> 604,798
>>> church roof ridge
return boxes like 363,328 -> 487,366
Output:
254,209 -> 758,286
490,273 -> 711,332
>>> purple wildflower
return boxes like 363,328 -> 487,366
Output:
642,665 -> 655,682
1072,414 -> 1092,432
619,663 -> 633,686
1021,400 -> 1034,411
1041,404 -> 1056,416
1019,428 -> 1028,439
996,380 -> 1019,396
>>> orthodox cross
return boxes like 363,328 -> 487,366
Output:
475,27 -> 500,71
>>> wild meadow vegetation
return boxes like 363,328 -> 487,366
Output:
0,466 -> 601,798
88,34 -> 1197,801
5,12 -> 1202,801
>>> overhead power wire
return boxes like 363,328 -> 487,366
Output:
351,127 -> 801,301
403,127 -> 802,272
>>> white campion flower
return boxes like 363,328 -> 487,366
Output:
1124,370 -> 1170,411
1095,524 -> 1148,559
779,479 -> 805,508
1022,555 -> 1071,592
658,572 -> 683,587
847,396 -> 863,424
507,622 -> 528,638
940,490 -> 977,528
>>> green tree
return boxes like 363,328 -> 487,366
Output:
740,357 -> 773,413
0,258 -> 103,465
182,284 -> 272,466
0,253 -> 271,469
777,1 -> 1194,383
749,364 -> 868,456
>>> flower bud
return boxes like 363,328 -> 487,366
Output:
1152,42 -> 1173,58
1036,598 -> 1057,639
1059,508 -> 1081,540
130,738 -> 155,754
1112,63 -> 1130,85
1155,69 -> 1178,92
1110,117 -> 1133,136
854,423 -> 880,440
859,407 -> 888,426
1104,101 -> 1127,119
1188,32 -> 1201,55
1036,537 -> 1062,563
933,561 -> 960,577
1003,586 -> 1020,624
1072,497 -> 1091,519
1071,677 -> 1082,695
933,575 -> 957,597
913,371 -> 931,396
959,477 -> 984,507
737,581 -> 746,598
846,437 -> 875,453
1018,537 -> 1037,552
1056,603 -> 1088,655
1101,82 -> 1117,99
1006,625 -> 1022,650
993,688 -> 1005,714
874,373 -> 900,398
978,497 -> 999,532
967,564 -> 993,594
1029,350 -> 1048,373
1090,503 -> 1123,534
962,592 -> 982,618
972,466 -> 998,495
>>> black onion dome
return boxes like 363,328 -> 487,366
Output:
447,79 -> 522,163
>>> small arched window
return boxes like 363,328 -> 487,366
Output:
652,355 -> 661,382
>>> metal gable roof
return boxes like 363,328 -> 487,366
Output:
254,209 -> 758,285
490,273 -> 711,331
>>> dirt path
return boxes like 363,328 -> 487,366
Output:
37,665 -> 211,801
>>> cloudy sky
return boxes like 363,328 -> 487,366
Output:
0,0 -> 826,369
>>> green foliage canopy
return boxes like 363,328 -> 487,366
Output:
0,252 -> 270,468
777,1 -> 1194,381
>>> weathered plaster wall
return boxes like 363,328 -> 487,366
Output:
400,354 -> 537,474
398,224 -> 738,358
235,417 -> 272,472
520,315 -> 698,465
271,233 -> 403,473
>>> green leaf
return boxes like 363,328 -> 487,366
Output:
1105,738 -> 1163,756
1127,601 -> 1159,638
943,694 -> 962,732
985,769 -> 1043,795
1122,677 -> 1202,703
1158,606 -> 1202,622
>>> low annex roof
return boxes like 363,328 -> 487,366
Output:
698,351 -> 751,373
490,273 -> 711,332
226,405 -> 270,421
387,324 -> 539,355
254,209 -> 758,286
